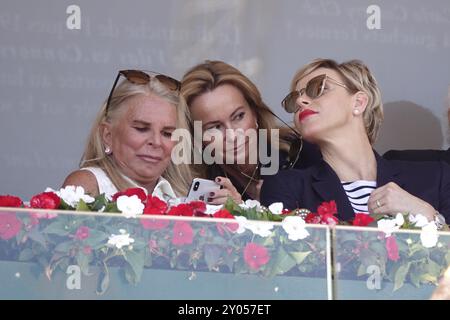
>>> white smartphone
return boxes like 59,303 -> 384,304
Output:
186,178 -> 222,202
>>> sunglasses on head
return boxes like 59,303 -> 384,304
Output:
281,74 -> 348,113
105,70 -> 181,115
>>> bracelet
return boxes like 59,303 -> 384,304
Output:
434,211 -> 446,230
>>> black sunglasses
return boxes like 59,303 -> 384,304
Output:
105,70 -> 181,116
281,74 -> 348,113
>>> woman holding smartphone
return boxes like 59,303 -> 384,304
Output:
181,60 -> 321,204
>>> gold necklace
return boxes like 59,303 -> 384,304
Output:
224,164 -> 260,196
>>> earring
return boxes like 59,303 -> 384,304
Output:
105,146 -> 112,155
353,109 -> 360,116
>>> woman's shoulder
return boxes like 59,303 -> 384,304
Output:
62,168 -> 99,196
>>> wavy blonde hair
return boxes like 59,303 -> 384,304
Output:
80,74 -> 193,196
291,59 -> 384,144
180,60 -> 292,175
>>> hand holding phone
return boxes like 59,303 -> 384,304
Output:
186,178 -> 222,202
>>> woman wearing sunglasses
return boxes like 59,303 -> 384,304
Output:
261,59 -> 450,226
62,70 -> 193,201
180,60 -> 321,205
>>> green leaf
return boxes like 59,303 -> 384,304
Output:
204,244 -> 222,270
76,199 -> 90,212
357,263 -> 366,277
419,273 -> 437,284
393,262 -> 411,291
289,251 -> 311,265
91,194 -> 108,211
54,241 -> 73,253
269,247 -> 297,276
27,227 -> 48,248
84,230 -> 109,247
18,248 -> 34,261
76,251 -> 91,276
124,250 -> 144,283
96,270 -> 110,295
42,221 -> 71,236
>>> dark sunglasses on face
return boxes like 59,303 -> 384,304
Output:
281,74 -> 349,113
105,70 -> 181,116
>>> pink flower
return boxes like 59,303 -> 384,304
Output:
386,235 -> 400,261
172,221 -> 194,246
243,242 -> 270,270
83,246 -> 92,255
74,226 -> 90,240
30,192 -> 60,209
140,217 -> 170,230
0,195 -> 23,208
0,213 -> 22,240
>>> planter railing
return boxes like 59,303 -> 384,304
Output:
0,207 -> 448,299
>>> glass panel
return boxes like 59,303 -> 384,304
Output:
333,226 -> 450,300
0,208 -> 329,299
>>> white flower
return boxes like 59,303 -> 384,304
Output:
409,213 -> 429,228
244,220 -> 274,237
46,185 -> 94,207
117,195 -> 144,218
234,216 -> 248,234
420,222 -> 439,248
239,200 -> 261,211
107,229 -> 135,249
406,238 -> 413,245
377,213 -> 404,237
282,216 -> 310,241
205,204 -> 223,215
268,202 -> 284,215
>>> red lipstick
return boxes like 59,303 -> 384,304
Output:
299,109 -> 318,122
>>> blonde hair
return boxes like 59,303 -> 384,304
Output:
291,59 -> 384,144
180,60 -> 292,175
80,74 -> 193,196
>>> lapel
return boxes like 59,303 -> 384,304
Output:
311,151 -> 403,221
375,151 -> 403,188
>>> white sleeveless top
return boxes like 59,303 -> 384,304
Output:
80,166 -> 177,202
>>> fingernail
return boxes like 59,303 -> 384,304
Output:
209,192 -> 215,196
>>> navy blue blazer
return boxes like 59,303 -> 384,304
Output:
261,152 -> 450,222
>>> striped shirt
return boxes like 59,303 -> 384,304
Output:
341,180 -> 377,214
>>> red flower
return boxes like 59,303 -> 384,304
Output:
189,201 -> 207,217
143,196 -> 168,215
30,192 -> 60,209
167,203 -> 194,217
74,226 -> 90,240
243,242 -> 270,270
112,188 -> 147,203
172,221 -> 194,246
0,195 -> 23,208
140,217 -> 170,230
386,235 -> 400,261
0,213 -> 22,240
353,213 -> 375,226
317,200 -> 337,216
213,209 -> 239,234
305,213 -> 321,224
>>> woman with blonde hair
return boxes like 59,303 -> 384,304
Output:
261,58 -> 450,226
180,60 -> 321,204
63,70 -> 193,201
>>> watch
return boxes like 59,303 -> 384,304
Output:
434,211 -> 447,230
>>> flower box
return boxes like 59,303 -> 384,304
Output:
0,260 -> 328,299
